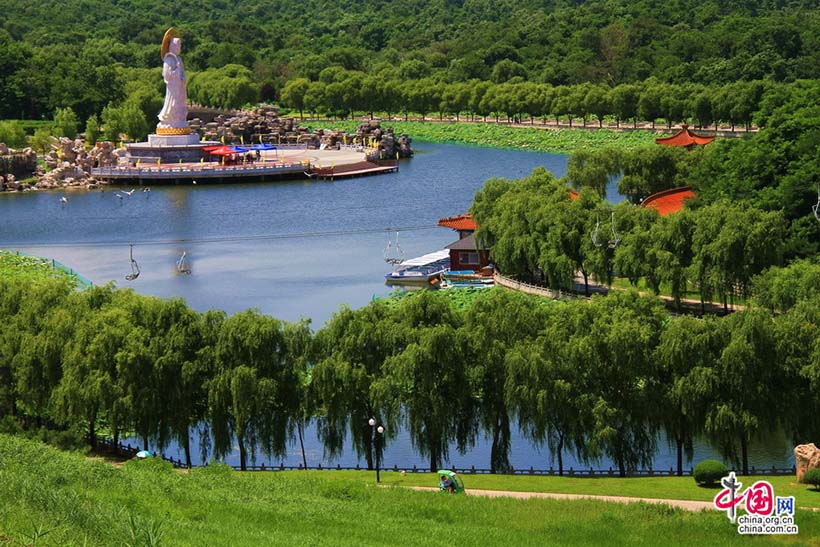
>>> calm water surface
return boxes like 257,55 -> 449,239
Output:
0,142 -> 566,325
0,142 -> 793,470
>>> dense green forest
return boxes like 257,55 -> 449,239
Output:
1,0 -> 819,122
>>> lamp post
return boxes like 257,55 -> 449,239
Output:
368,417 -> 385,483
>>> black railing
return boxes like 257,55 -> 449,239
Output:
92,437 -> 796,476
94,437 -> 187,469
217,462 -> 797,477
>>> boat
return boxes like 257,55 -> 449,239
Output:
384,250 -> 450,285
440,271 -> 495,289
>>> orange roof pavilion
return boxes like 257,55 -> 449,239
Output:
655,124 -> 715,148
641,186 -> 696,216
438,214 -> 478,231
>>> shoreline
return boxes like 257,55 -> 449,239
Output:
304,119 -> 673,154
0,146 -> 387,194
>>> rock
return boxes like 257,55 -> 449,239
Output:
795,443 -> 820,482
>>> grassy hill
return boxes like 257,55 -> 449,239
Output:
0,251 -> 86,286
0,434 -> 816,546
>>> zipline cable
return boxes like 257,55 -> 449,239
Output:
0,224 -> 440,249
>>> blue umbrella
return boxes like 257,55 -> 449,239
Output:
229,146 -> 249,153
136,450 -> 153,459
250,144 -> 277,150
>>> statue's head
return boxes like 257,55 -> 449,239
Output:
161,27 -> 181,60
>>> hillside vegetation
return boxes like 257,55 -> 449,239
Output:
1,0 -> 819,124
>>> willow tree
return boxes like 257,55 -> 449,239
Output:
111,292 -> 159,451
705,309 -> 783,475
689,202 -> 785,312
208,310 -> 291,470
312,301 -> 399,470
654,315 -> 727,476
471,167 -> 582,286
284,319 -> 315,471
9,278 -> 76,425
774,297 -> 820,443
648,210 -> 695,311
55,303 -> 133,450
506,303 -> 596,476
583,292 -> 667,476
464,289 -> 551,473
376,292 -> 477,473
152,300 -> 215,469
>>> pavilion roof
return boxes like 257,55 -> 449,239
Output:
655,124 -> 715,147
438,214 -> 478,231
446,233 -> 488,251
641,186 -> 696,216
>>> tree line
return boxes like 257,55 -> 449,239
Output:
1,269 -> 818,477
1,74 -> 814,151
2,0 -> 819,122
281,75 -> 778,130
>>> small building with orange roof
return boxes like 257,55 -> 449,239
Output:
438,213 -> 491,272
641,186 -> 696,216
655,124 -> 715,148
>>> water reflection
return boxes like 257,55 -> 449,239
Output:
125,421 -> 794,472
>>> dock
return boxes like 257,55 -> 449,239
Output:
90,160 -> 311,184
91,157 -> 400,184
313,160 -> 399,181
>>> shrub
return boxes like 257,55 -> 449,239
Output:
0,416 -> 22,434
693,460 -> 728,487
803,468 -> 820,491
0,120 -> 26,148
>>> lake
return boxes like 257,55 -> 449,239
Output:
0,142 -> 795,470
0,142 -> 568,325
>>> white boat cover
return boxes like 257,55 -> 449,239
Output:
398,249 -> 450,267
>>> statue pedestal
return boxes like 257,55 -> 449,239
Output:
147,133 -> 201,147
127,133 -> 218,164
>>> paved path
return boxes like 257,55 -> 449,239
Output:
401,486 -> 714,511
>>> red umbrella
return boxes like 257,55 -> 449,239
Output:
208,146 -> 237,156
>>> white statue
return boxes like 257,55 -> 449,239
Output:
157,28 -> 191,134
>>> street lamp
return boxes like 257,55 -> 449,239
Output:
368,417 -> 385,483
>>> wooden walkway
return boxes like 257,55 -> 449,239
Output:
494,271 -> 743,315
493,272 -> 579,300
313,160 -> 398,180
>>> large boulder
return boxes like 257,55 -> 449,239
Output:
795,443 -> 820,482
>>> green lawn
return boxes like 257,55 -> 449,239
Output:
334,470 -> 820,509
0,250 -> 82,285
1,434 -> 817,546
